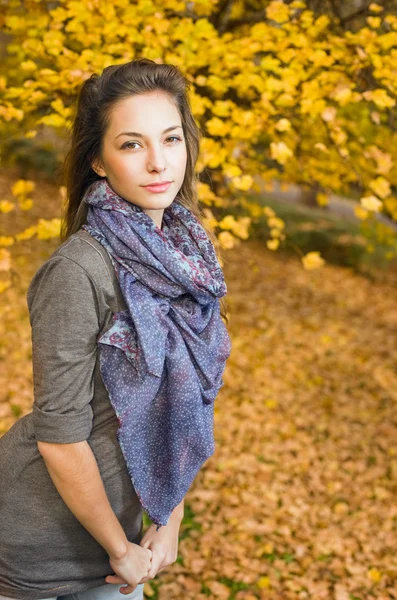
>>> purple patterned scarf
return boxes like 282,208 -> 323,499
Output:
81,178 -> 231,530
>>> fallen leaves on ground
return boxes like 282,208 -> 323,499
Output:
156,240 -> 397,599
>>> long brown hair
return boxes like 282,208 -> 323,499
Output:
60,58 -> 228,322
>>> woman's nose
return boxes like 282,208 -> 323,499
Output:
147,146 -> 167,172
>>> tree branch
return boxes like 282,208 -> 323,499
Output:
219,10 -> 268,31
328,0 -> 342,21
337,0 -> 396,26
212,0 -> 236,34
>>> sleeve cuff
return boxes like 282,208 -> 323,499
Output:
32,403 -> 94,443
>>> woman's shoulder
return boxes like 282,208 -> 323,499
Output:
27,229 -> 126,314
54,229 -> 116,281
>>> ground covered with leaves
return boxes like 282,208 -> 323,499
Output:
1,173 -> 397,599
163,241 -> 397,600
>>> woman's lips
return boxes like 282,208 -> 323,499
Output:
143,182 -> 172,193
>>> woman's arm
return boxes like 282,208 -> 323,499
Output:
37,439 -> 129,561
170,498 -> 184,522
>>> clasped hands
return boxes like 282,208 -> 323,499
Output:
105,518 -> 181,595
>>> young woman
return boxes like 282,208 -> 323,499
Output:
0,58 -> 231,600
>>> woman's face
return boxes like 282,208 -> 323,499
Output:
91,91 -> 188,229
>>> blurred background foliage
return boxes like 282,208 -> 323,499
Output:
0,0 -> 396,291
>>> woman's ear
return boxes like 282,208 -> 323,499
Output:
91,159 -> 107,177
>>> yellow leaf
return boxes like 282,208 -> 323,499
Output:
242,200 -> 262,218
0,236 -> 15,247
333,501 -> 349,515
267,217 -> 285,229
265,399 -> 278,409
232,217 -> 251,239
19,198 -> 33,211
21,60 -> 37,71
37,218 -> 61,240
367,16 -> 381,28
316,192 -> 329,206
302,251 -> 325,270
51,98 -> 72,117
11,179 -> 35,198
270,141 -> 293,165
4,15 -> 26,31
384,197 -> 397,214
369,3 -> 384,11
360,195 -> 382,212
263,206 -> 276,217
321,106 -> 337,122
260,55 -> 281,73
194,18 -> 217,39
15,225 -> 37,241
367,567 -> 382,582
212,100 -> 233,118
218,231 -> 236,250
270,228 -> 282,237
374,485 -> 390,500
218,215 -> 236,230
257,575 -> 272,589
0,249 -> 11,271
232,175 -> 254,191
0,200 -> 15,213
222,164 -> 242,178
363,89 -> 395,109
0,105 -> 24,122
354,205 -> 369,220
275,118 -> 291,132
312,14 -> 331,33
266,1 -> 290,23
195,75 -> 207,86
0,280 -> 11,294
206,117 -> 230,137
267,238 -> 280,250
367,145 -> 393,175
143,581 -> 155,597
369,176 -> 391,199
38,113 -> 67,128
199,138 -> 228,169
262,542 -> 275,554
332,87 -> 353,105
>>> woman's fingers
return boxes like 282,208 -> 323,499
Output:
105,577 -> 135,593
105,575 -> 126,584
120,586 -> 136,595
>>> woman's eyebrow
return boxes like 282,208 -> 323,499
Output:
115,125 -> 183,140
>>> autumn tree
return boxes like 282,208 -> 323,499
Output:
0,0 -> 396,290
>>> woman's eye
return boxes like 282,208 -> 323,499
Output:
122,141 -> 140,150
121,136 -> 182,150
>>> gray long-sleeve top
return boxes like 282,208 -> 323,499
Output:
0,229 -> 144,600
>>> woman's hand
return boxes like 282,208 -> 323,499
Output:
106,513 -> 183,588
105,542 -> 153,595
138,517 -> 181,583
